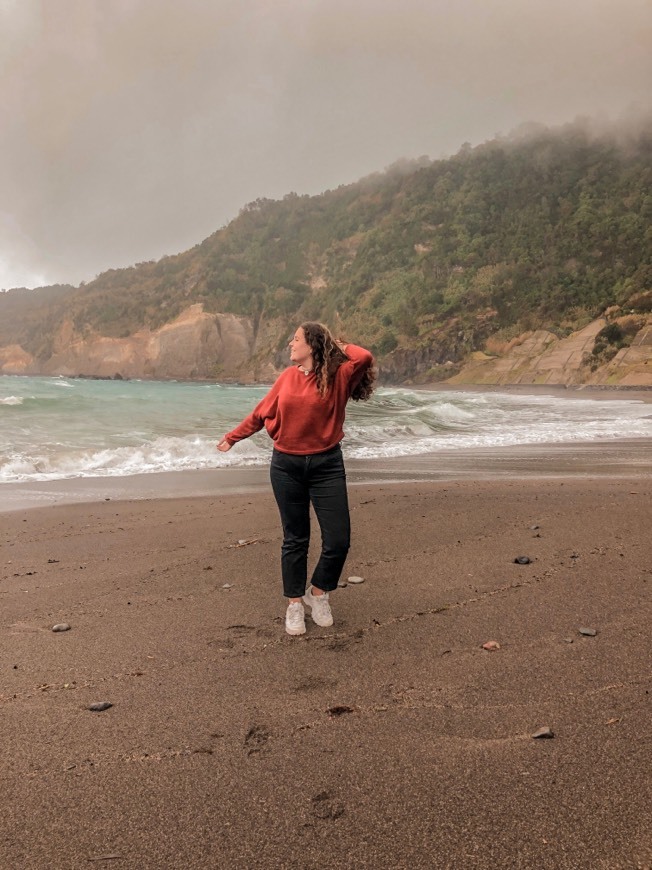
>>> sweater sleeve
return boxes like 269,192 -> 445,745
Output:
339,343 -> 374,393
223,375 -> 284,445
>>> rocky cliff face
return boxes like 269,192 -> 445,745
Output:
0,344 -> 35,375
446,316 -> 652,387
1,305 -> 651,386
0,304 -> 278,382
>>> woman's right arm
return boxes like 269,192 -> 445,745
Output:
216,374 -> 285,451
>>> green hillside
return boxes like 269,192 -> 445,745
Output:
2,117 -> 651,374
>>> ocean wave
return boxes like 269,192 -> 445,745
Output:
0,435 -> 271,483
1,379 -> 652,483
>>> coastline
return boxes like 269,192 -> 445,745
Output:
1,437 -> 652,514
416,381 -> 652,402
2,476 -> 650,867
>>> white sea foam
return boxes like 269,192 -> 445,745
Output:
0,435 -> 271,482
1,396 -> 24,405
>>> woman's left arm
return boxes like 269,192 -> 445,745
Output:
337,341 -> 374,375
336,342 -> 374,395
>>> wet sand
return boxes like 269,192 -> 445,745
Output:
1,471 -> 651,868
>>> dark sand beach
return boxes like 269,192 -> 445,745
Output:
1,447 -> 651,868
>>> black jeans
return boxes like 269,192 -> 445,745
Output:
269,444 -> 351,599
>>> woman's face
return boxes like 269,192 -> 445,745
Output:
289,328 -> 313,368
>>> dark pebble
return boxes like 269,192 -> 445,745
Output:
52,623 -> 71,632
327,705 -> 354,717
89,702 -> 113,712
530,525 -> 540,530
532,726 -> 554,739
514,556 -> 532,565
579,627 -> 597,637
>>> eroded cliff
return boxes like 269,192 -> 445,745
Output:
1,306 -> 651,387
0,305 -> 278,382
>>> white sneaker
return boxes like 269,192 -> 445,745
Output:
302,586 -> 333,627
285,601 -> 306,636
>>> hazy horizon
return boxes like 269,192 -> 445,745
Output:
2,0 -> 651,292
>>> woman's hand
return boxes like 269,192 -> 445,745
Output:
216,438 -> 232,452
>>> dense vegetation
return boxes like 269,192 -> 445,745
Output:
2,117 -> 651,372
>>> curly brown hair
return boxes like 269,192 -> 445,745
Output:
299,322 -> 376,401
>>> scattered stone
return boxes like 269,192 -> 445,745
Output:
203,565 -> 213,571
530,525 -> 540,530
563,637 -> 574,644
52,623 -> 71,632
222,583 -> 233,589
579,627 -> 598,637
88,702 -> 113,712
228,537 -> 262,549
347,575 -> 365,584
482,640 -> 501,651
47,558 -> 59,564
337,581 -> 348,588
514,556 -> 532,565
327,705 -> 354,717
531,726 -> 555,739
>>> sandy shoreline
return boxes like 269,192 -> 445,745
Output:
2,381 -> 651,515
2,473 -> 651,868
1,438 -> 652,514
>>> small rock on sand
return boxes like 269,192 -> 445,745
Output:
514,556 -> 532,565
88,702 -> 113,712
531,726 -> 555,739
482,640 -> 501,651
347,576 -> 365,584
579,627 -> 598,637
52,623 -> 71,632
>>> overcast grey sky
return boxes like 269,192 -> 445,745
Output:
1,0 -> 650,290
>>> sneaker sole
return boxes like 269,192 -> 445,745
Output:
285,623 -> 306,636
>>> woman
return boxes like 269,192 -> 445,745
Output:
217,322 -> 375,636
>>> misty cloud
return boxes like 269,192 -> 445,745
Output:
1,0 -> 650,289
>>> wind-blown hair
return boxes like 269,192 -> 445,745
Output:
300,321 -> 376,401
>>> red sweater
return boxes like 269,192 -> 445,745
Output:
224,344 -> 374,455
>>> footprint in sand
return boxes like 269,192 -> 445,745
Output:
244,723 -> 271,756
311,790 -> 345,820
292,675 -> 338,692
